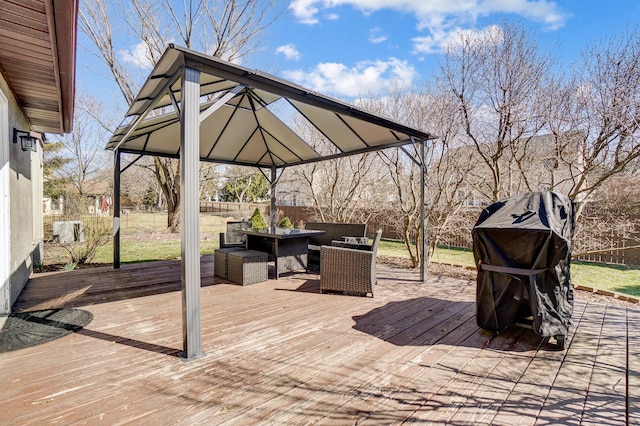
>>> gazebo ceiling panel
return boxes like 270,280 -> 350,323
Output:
116,134 -> 149,153
199,106 -> 235,153
341,115 -> 405,145
133,77 -> 238,118
205,113 -> 257,162
141,124 -> 182,155
216,107 -> 259,145
108,45 -> 434,168
207,139 -> 237,162
222,90 -> 280,111
236,132 -> 270,164
250,89 -> 282,107
261,133 -> 296,165
289,100 -> 368,152
230,92 -> 255,110
252,108 -> 317,160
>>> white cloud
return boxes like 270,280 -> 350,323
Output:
369,27 -> 388,44
288,0 -> 568,52
413,24 -> 504,54
282,58 -> 417,97
276,44 -> 301,61
119,41 -> 155,69
289,0 -> 320,24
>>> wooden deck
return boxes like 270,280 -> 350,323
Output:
1,255 -> 638,425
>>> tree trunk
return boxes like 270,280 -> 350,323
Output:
153,157 -> 181,233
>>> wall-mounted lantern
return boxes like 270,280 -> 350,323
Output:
13,128 -> 40,152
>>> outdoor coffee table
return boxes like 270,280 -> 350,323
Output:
241,227 -> 325,279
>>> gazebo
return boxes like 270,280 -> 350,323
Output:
106,45 -> 435,359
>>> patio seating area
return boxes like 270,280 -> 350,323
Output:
1,256 -> 638,424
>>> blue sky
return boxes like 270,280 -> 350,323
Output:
77,0 -> 640,105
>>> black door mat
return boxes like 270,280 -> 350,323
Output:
0,308 -> 93,353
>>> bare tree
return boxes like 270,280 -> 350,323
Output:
200,163 -> 222,201
371,83 -> 472,266
572,174 -> 640,259
440,22 -> 553,202
79,0 -> 280,231
289,118 -> 391,224
57,94 -> 112,199
545,27 -> 640,218
116,157 -> 158,210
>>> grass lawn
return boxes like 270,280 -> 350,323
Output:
378,240 -> 640,297
115,211 -> 227,235
429,245 -> 640,297
45,212 -> 228,267
378,241 -> 476,267
571,261 -> 640,297
93,239 -> 220,264
93,212 -> 226,264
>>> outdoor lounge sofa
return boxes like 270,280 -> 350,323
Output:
320,229 -> 382,297
305,222 -> 367,269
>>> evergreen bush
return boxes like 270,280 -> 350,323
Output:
249,207 -> 268,228
278,216 -> 294,228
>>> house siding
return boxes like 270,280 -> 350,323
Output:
0,71 -> 43,315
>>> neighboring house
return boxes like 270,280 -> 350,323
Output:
276,174 -> 313,206
0,2 -> 77,315
43,195 -> 64,215
82,181 -> 112,216
44,181 -> 112,216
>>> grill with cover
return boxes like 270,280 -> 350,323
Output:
472,191 -> 575,349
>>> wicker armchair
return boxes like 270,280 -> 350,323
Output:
320,230 -> 382,297
219,220 -> 251,248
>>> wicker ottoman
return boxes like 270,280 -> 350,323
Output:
214,247 -> 245,279
227,250 -> 268,285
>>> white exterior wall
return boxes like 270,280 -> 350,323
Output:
0,71 -> 43,315
0,76 -> 9,315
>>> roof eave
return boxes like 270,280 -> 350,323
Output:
51,0 -> 79,133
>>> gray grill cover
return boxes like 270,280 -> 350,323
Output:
472,191 -> 575,337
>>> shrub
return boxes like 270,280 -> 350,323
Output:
249,207 -> 268,228
58,216 -> 112,266
278,216 -> 294,228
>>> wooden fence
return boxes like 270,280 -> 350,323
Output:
573,240 -> 640,265
200,201 -> 266,219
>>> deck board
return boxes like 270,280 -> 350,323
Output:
0,257 -> 637,424
628,308 -> 640,425
535,302 -> 606,425
490,301 -> 589,426
582,305 -> 628,425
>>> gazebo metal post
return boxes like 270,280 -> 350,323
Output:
420,139 -> 428,283
113,149 -> 121,269
180,66 -> 203,360
270,166 -> 277,228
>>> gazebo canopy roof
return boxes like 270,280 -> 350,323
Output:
106,45 -> 434,168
